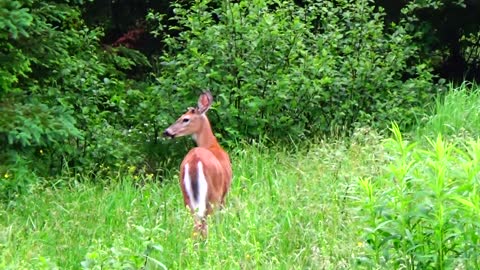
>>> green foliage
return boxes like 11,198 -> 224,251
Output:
0,0 -> 33,90
150,0 -> 436,141
0,0 -> 164,199
0,102 -> 80,147
0,0 -> 90,199
0,154 -> 37,202
357,124 -> 480,268
0,1 -> 33,40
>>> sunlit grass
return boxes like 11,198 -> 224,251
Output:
0,179 -> 176,269
0,131 -> 388,269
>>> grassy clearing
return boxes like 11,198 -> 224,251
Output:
1,84 -> 480,269
1,131 -> 387,269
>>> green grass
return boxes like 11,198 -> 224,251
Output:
417,82 -> 480,138
1,132 -> 388,269
2,84 -> 480,269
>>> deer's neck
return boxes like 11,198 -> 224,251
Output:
193,116 -> 219,149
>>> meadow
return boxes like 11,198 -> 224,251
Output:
1,84 -> 479,269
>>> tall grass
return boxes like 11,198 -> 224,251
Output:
0,131 -> 387,269
357,124 -> 480,269
417,82 -> 480,138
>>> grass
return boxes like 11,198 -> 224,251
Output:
417,82 -> 480,138
1,132 -> 387,269
1,84 -> 480,269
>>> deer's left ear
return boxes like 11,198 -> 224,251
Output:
197,91 -> 213,114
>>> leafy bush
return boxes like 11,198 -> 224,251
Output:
150,0 -> 436,141
0,0 -> 161,199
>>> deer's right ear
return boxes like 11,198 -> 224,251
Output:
197,91 -> 213,114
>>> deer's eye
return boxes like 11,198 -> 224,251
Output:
182,118 -> 190,123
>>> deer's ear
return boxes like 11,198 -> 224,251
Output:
197,91 -> 213,114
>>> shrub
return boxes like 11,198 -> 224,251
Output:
0,1 -> 159,199
149,0 -> 436,142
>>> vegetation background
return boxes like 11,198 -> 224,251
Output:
1,0 -> 479,269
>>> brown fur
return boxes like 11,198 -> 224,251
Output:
164,92 -> 232,237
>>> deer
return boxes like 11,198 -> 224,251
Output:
163,91 -> 232,237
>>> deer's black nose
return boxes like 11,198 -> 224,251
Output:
163,130 -> 175,138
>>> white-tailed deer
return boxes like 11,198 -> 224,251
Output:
163,91 -> 232,236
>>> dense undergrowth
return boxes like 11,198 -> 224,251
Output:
1,84 -> 479,269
